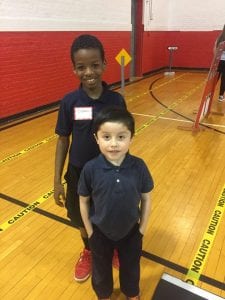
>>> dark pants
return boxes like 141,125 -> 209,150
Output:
89,223 -> 143,298
64,164 -> 83,228
218,60 -> 225,95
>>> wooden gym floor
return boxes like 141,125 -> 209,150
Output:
1,71 -> 225,300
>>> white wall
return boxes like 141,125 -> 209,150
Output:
143,0 -> 170,31
1,0 -> 224,32
144,0 -> 225,31
0,0 -> 131,31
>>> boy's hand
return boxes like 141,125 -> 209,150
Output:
139,226 -> 145,236
87,229 -> 93,238
54,182 -> 65,207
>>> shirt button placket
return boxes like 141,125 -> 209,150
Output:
116,169 -> 120,183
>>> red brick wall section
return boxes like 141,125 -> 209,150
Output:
142,31 -> 169,73
0,30 -> 221,119
142,30 -> 220,74
165,31 -> 219,68
0,31 -> 131,119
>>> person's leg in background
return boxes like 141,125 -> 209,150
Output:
218,60 -> 225,102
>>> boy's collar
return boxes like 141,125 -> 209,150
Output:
96,153 -> 131,169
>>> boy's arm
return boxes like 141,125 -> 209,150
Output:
79,195 -> 93,237
139,192 -> 151,235
54,135 -> 69,207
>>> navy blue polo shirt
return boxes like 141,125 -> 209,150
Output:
78,153 -> 154,241
55,82 -> 126,168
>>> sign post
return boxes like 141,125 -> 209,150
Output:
121,55 -> 125,94
115,48 -> 132,95
164,46 -> 178,76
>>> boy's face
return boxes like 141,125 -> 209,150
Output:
73,48 -> 105,95
95,121 -> 132,166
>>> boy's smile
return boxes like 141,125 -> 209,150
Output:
73,48 -> 106,98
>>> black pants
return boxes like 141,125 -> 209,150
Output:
64,164 -> 83,228
89,223 -> 143,298
218,60 -> 225,95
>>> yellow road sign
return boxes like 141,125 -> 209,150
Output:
115,48 -> 132,66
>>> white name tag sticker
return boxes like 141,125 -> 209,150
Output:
74,107 -> 93,120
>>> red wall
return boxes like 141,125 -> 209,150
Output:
142,31 -> 169,73
165,31 -> 219,68
0,31 -> 131,119
0,30 -> 221,119
142,30 -> 220,73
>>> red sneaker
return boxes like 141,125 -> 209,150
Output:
112,249 -> 120,270
74,249 -> 92,282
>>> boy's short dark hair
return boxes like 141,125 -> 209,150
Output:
70,34 -> 105,66
93,106 -> 135,137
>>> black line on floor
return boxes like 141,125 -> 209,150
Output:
149,77 -> 225,135
0,108 -> 59,131
142,250 -> 225,290
0,192 -> 73,227
142,250 -> 187,274
1,192 -> 225,291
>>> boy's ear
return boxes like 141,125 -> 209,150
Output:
94,133 -> 99,144
73,69 -> 77,74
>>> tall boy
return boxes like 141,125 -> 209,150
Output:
54,35 -> 126,282
78,107 -> 154,300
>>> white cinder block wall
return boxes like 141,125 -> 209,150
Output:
0,0 -> 131,31
144,0 -> 225,31
1,0 -> 224,32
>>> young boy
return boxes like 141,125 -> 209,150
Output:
54,35 -> 126,282
78,107 -> 154,300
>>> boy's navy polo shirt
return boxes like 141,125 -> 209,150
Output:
55,82 -> 126,168
78,153 -> 154,241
